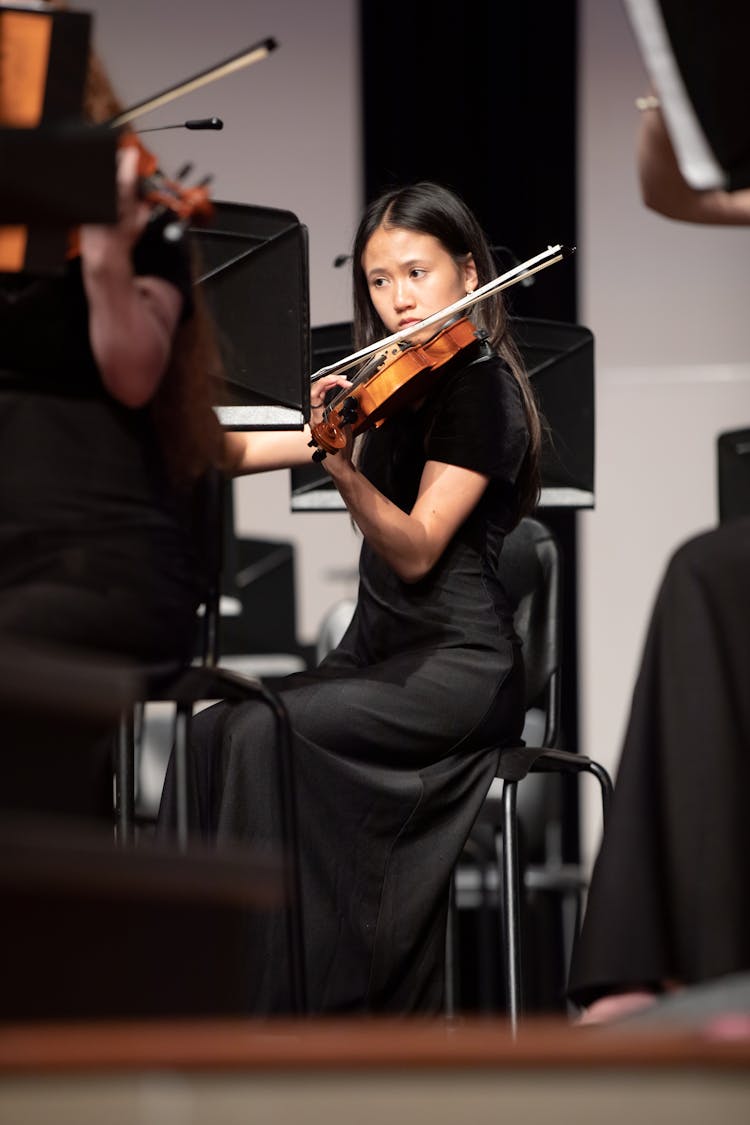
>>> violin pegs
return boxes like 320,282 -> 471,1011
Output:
175,162 -> 194,181
340,397 -> 359,426
197,174 -> 214,187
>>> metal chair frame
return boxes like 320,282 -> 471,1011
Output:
452,516 -> 613,1036
114,467 -> 307,1014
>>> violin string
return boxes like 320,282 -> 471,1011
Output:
321,344 -> 392,417
327,315 -> 463,409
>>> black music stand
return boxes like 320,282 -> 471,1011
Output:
0,124 -> 117,225
0,123 -> 116,274
0,4 -> 117,274
189,200 -> 310,429
290,319 -> 595,511
513,318 -> 595,505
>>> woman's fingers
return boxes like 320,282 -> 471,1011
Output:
115,145 -> 151,241
311,374 -> 352,409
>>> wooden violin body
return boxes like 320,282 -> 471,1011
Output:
310,316 -> 478,455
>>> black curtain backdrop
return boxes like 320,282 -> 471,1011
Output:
360,0 -> 578,324
359,1 -> 583,911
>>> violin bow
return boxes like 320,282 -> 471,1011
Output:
108,37 -> 278,128
311,243 -> 576,383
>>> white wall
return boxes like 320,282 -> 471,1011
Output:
87,0 -> 364,642
577,0 -> 750,862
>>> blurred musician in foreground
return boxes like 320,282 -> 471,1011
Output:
0,1 -> 224,816
569,0 -> 750,1023
0,1 -> 222,662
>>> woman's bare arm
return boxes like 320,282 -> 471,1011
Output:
80,145 -> 183,407
637,102 -> 750,225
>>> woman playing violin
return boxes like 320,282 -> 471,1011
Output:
0,7 -> 223,812
161,181 -> 542,1013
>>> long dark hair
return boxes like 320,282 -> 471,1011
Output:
351,181 -> 541,517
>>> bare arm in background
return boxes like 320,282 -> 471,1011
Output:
637,99 -> 750,224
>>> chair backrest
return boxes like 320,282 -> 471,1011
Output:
496,516 -> 562,748
717,427 -> 750,523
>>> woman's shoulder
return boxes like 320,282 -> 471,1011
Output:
438,346 -> 524,415
424,346 -> 529,480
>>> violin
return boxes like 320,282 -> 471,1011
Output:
125,135 -> 214,232
310,316 -> 478,457
65,130 -> 215,260
309,243 -> 576,458
1,23 -> 276,273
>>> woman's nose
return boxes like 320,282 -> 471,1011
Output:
393,281 -> 415,311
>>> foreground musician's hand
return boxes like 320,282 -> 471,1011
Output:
79,144 -> 183,407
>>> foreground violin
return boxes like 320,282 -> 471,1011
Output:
309,243 -> 575,459
65,130 -> 215,260
63,37 -> 279,261
0,26 -> 276,272
83,37 -> 280,250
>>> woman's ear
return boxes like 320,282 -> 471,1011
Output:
464,254 -> 478,293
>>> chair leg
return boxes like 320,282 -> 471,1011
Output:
500,778 -> 522,1038
115,710 -> 136,845
444,877 -> 458,1018
476,855 -> 497,1014
490,756 -> 614,1032
164,680 -> 308,1014
262,686 -> 308,1016
173,702 -> 191,852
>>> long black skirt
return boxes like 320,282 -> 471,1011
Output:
568,518 -> 750,1006
158,637 -> 524,1014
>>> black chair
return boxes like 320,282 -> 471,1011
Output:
114,466 -> 307,1014
213,478 -> 312,676
453,516 -> 613,1035
717,427 -> 750,523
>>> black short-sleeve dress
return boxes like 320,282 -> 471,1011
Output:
0,225 -> 203,663
159,337 -> 531,1013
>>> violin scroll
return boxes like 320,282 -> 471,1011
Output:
121,133 -> 214,233
65,131 -> 214,260
309,395 -> 359,458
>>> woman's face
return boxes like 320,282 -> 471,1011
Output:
361,224 -> 477,344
